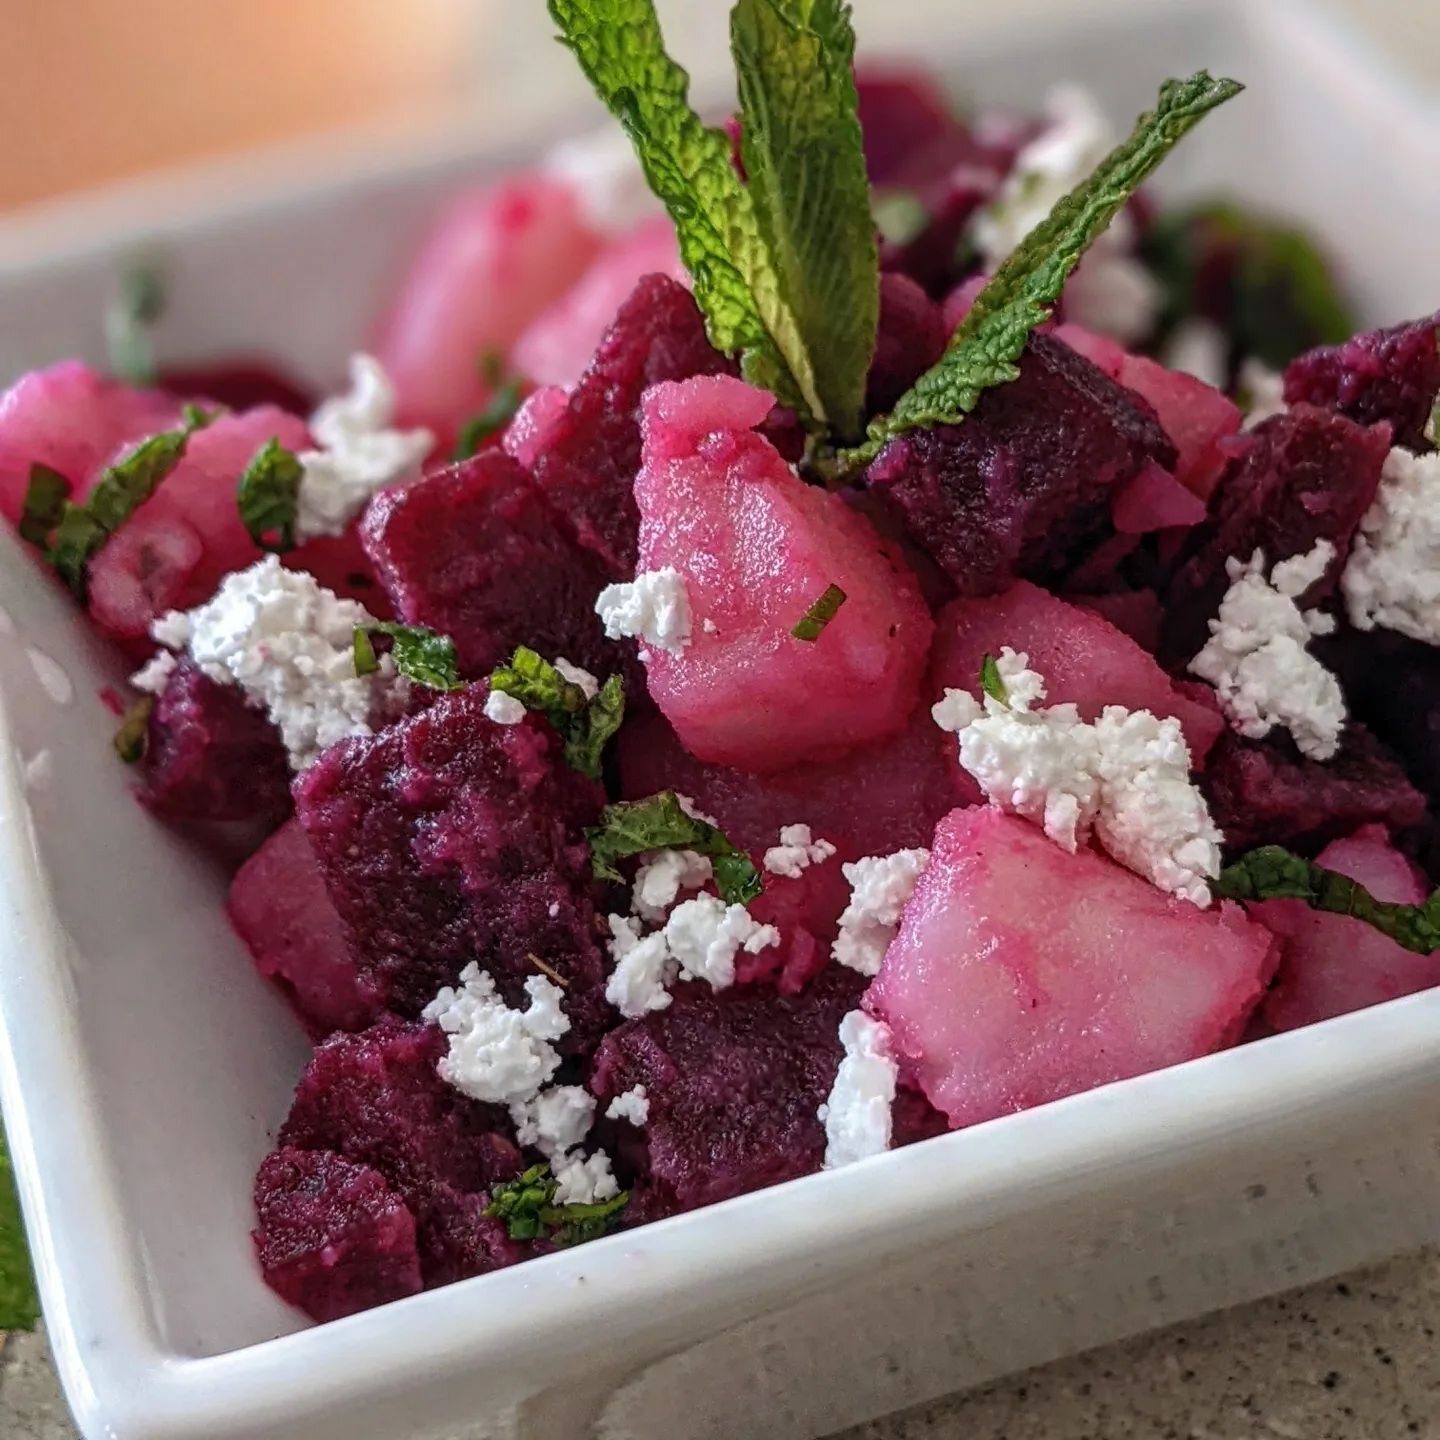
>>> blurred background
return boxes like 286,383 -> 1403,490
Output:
1,0 -> 1435,213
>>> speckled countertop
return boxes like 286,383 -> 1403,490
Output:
6,1247 -> 1439,1439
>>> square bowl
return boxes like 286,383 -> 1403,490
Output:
0,2 -> 1438,1437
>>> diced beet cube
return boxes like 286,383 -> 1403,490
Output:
866,331 -> 1176,596
159,360 -> 316,416
361,450 -> 626,682
891,1085 -> 951,1147
1202,728 -> 1426,855
528,273 -> 734,576
293,685 -> 610,1048
589,967 -> 864,1216
371,175 -> 602,438
867,272 -> 948,414
229,819 -> 383,1036
138,659 -> 291,826
1283,311 -> 1440,452
1110,461 -> 1208,534
867,808 -> 1277,1129
254,1147 -> 422,1323
737,862 -> 855,995
1162,405 -> 1391,661
1257,826 -> 1439,1030
511,218 -> 685,391
930,582 -> 1223,766
1068,588 -> 1164,654
1327,631 -> 1440,798
636,374 -> 934,772
856,68 -> 973,189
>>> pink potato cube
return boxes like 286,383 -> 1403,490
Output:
868,808 -> 1277,1129
634,374 -> 934,771
1258,826 -> 1440,1030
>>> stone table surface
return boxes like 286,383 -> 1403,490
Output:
6,1247 -> 1440,1439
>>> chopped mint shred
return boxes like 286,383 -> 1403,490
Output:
587,791 -> 763,904
105,261 -> 165,387
484,1163 -> 629,1245
454,376 -> 526,461
979,653 -> 1008,706
18,465 -> 72,548
1214,846 -> 1440,955
0,1127 -> 40,1332
113,695 -> 155,764
488,646 -> 626,780
236,438 -> 304,552
353,622 -> 463,691
791,582 -> 847,641
838,72 -> 1243,470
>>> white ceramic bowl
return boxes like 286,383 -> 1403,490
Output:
0,3 -> 1437,1438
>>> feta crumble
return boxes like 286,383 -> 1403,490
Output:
762,823 -> 838,879
819,1011 -> 898,1170
832,849 -> 931,976
554,657 -> 600,699
131,647 -> 177,695
1189,543 -> 1346,762
295,354 -> 432,541
1342,447 -> 1440,645
423,964 -> 569,1106
596,567 -> 693,656
605,913 -> 677,1017
1161,318 -> 1230,391
509,1085 -> 596,1161
137,554 -> 386,771
632,849 -> 714,924
552,1151 -> 621,1206
484,689 -> 527,725
663,894 -> 779,991
606,1085 -> 650,1126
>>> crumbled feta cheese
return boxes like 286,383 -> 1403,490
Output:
605,913 -> 677,1017
554,657 -> 600,699
552,1150 -> 621,1206
1190,543 -> 1346,762
819,1011 -> 898,1169
675,792 -> 720,827
423,964 -> 569,1105
143,554 -> 385,771
131,647 -> 178,695
1239,358 -> 1287,429
1161,318 -> 1230,391
1342,447 -> 1440,645
1063,219 -> 1162,348
509,1085 -> 596,1161
606,1085 -> 650,1126
663,894 -> 778,991
295,354 -> 432,541
544,126 -> 660,235
596,567 -> 693,656
484,689 -> 527,725
632,849 -> 714,924
832,849 -> 931,976
762,823 -> 838,879
702,618 -> 719,635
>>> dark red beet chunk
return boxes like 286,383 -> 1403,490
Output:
293,685 -> 611,1050
866,332 -> 1175,596
1203,728 -> 1425,855
229,819 -> 383,1036
590,967 -> 865,1217
529,273 -> 732,576
856,68 -> 973,189
137,659 -> 291,826
160,360 -> 316,416
1283,311 -> 1439,452
254,1147 -> 422,1322
362,450 -> 625,682
278,1019 -> 527,1288
1161,405 -> 1390,661
867,273 -> 949,414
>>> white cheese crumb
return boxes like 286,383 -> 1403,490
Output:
509,1085 -> 596,1161
1239,358 -> 1287,429
702,618 -> 719,635
1342,447 -> 1440,645
820,1011 -> 898,1170
675,792 -> 721,827
423,964 -> 569,1106
632,849 -> 713,924
142,554 -> 386,771
1161,318 -> 1230,391
605,914 -> 677,1017
295,354 -> 432,541
606,1085 -> 650,1126
544,126 -> 660,235
762,823 -> 838,879
596,567 -> 692,656
552,1150 -> 620,1206
1190,543 -> 1346,762
663,894 -> 778,990
131,647 -> 178,695
554,657 -> 600,699
832,849 -> 931,976
1063,219 -> 1162,348
484,689 -> 528,725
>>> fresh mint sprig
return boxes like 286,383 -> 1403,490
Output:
353,622 -> 463,691
236,438 -> 304,552
488,646 -> 625,780
18,465 -> 72,547
838,72 -> 1243,470
979,654 -> 1008,707
105,262 -> 166,387
791,582 -> 846,641
484,1163 -> 630,1246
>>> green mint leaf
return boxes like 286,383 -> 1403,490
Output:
0,1127 -> 40,1332
546,1189 -> 631,1247
48,407 -> 214,598
113,694 -> 154,764
791,582 -> 847,641
979,653 -> 1008,706
730,0 -> 878,438
872,190 -> 929,249
236,438 -> 304,553
484,1163 -> 629,1245
18,465 -> 72,547
1214,846 -> 1440,955
488,647 -> 627,780
841,72 -> 1243,469
568,673 -> 626,780
105,262 -> 165,387
454,377 -> 527,461
547,0 -> 809,420
587,790 -> 762,904
353,622 -> 463,691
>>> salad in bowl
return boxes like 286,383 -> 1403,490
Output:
1,0 -> 1437,1334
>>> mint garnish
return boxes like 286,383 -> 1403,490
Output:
454,364 -> 526,462
1214,846 -> 1440,955
790,582 -> 846,641
0,1127 -> 39,1332
353,621 -> 463,691
105,262 -> 165,387
236,438 -> 304,552
839,72 -> 1242,469
979,653 -> 1008,707
587,791 -> 762,904
484,1163 -> 630,1245
488,646 -> 625,780
113,694 -> 155,764
18,464 -> 72,548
